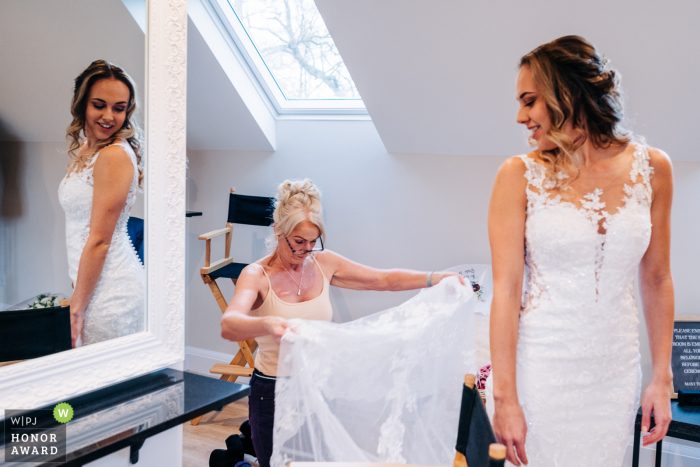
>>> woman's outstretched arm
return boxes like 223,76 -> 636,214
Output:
638,148 -> 674,446
315,250 -> 464,291
70,146 -> 134,346
489,157 -> 529,466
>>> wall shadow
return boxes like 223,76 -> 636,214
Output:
0,119 -> 24,219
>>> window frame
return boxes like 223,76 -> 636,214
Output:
211,0 -> 367,116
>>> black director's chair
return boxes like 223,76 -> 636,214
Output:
453,374 -> 498,467
191,188 -> 274,426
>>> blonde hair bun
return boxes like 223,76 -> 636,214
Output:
268,179 -> 326,252
276,179 -> 322,206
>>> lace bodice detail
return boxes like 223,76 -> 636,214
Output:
519,144 -> 653,315
58,140 -> 145,345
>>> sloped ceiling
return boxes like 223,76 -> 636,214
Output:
0,0 -> 145,142
187,8 -> 275,151
316,0 -> 700,160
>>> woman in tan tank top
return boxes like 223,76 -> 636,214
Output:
220,179 -> 463,467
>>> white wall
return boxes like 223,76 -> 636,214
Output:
0,141 -> 144,308
186,118 -> 700,391
0,142 -> 73,307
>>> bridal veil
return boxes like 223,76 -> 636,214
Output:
272,277 -> 476,467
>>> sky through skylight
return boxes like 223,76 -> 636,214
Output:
226,0 -> 361,100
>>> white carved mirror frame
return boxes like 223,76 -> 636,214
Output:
0,0 -> 188,411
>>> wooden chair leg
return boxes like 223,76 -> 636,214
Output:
193,277 -> 257,426
239,340 -> 256,368
204,276 -> 229,314
190,415 -> 204,426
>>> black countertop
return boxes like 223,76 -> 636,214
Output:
1,369 -> 249,465
636,400 -> 700,442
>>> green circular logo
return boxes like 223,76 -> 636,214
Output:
53,402 -> 74,423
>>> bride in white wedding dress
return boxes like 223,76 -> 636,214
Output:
488,36 -> 674,466
59,60 -> 145,347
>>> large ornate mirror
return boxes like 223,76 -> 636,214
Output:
0,0 -> 186,410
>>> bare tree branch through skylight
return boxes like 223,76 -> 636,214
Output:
228,0 -> 361,100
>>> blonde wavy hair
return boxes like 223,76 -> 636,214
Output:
267,179 -> 326,253
520,36 -> 632,189
66,60 -> 143,187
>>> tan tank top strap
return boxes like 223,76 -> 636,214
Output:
258,264 -> 278,304
311,255 -> 330,283
256,263 -> 271,283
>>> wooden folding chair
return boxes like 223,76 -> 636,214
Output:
191,188 -> 275,426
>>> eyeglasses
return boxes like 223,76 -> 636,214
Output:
285,236 -> 324,255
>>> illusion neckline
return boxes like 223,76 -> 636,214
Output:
521,143 -> 651,235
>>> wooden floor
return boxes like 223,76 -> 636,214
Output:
183,397 -> 250,467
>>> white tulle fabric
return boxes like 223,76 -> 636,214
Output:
58,140 -> 145,345
490,144 -> 652,466
272,277 -> 476,467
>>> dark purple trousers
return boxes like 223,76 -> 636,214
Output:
248,369 -> 276,467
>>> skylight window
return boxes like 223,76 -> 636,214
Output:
213,0 -> 365,114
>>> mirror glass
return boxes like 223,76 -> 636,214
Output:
0,0 -> 147,363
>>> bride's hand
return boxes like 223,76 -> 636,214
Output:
266,316 -> 293,345
69,299 -> 85,348
640,378 -> 672,446
431,272 -> 465,286
493,399 -> 529,465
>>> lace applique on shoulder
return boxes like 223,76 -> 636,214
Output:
625,144 -> 654,207
516,155 -> 566,212
65,153 -> 100,187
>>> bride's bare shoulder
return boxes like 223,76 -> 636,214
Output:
646,146 -> 672,174
642,146 -> 673,201
495,154 -> 531,185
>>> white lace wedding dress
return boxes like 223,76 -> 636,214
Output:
496,144 -> 653,466
58,140 -> 145,345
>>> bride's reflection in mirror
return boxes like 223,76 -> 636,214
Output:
0,0 -> 147,362
60,61 -> 145,347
